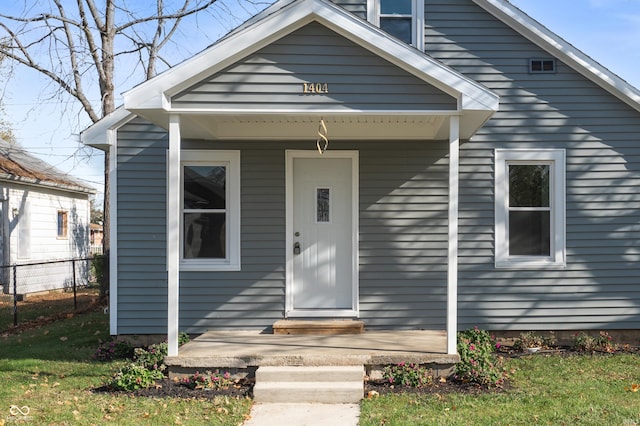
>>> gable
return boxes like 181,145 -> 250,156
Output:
172,22 -> 457,112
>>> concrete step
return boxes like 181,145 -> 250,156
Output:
273,320 -> 365,335
253,366 -> 365,404
256,366 -> 364,382
253,381 -> 363,404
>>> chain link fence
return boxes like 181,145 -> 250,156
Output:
0,258 -> 102,332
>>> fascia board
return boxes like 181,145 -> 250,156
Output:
80,107 -> 136,150
125,0 -> 498,114
474,0 -> 640,113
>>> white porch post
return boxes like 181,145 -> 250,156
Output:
447,116 -> 460,355
167,115 -> 181,356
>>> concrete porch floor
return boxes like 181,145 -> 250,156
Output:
165,330 -> 459,376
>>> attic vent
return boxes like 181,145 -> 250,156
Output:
529,58 -> 557,73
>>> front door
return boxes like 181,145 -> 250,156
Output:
286,150 -> 358,317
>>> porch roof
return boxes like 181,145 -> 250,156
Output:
82,0 -> 499,149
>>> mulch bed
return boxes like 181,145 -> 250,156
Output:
94,376 -> 505,400
93,377 -> 255,399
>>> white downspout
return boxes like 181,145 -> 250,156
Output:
167,115 -> 181,356
447,116 -> 460,355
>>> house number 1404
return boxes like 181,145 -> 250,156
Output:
303,83 -> 329,94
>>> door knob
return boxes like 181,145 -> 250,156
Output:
293,242 -> 301,255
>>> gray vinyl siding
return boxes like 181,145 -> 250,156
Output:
173,22 -> 456,112
116,135 -> 450,332
177,140 -> 449,332
425,0 -> 640,330
330,0 -> 366,18
358,141 -> 449,329
116,118 -> 169,334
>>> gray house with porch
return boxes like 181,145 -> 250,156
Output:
83,0 -> 640,358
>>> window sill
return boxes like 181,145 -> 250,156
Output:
180,262 -> 241,272
495,259 -> 566,270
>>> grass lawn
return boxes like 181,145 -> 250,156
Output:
0,309 -> 252,425
361,353 -> 640,425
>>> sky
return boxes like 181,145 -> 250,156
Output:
2,0 -> 640,205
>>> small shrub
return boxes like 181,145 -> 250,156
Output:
514,331 -> 545,350
572,331 -> 617,353
93,339 -> 134,361
134,341 -> 168,371
132,333 -> 188,371
383,363 -> 434,388
107,363 -> 165,391
179,332 -> 190,346
182,371 -> 234,390
456,327 -> 507,387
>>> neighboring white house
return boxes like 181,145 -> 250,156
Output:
0,139 -> 96,294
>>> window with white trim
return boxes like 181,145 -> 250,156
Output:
368,0 -> 424,49
180,150 -> 240,271
495,149 -> 565,268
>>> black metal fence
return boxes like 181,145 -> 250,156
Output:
0,258 -> 101,331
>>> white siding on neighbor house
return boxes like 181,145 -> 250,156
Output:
1,183 -> 91,293
425,0 -> 640,330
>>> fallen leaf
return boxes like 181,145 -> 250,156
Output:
367,390 -> 379,399
60,336 -> 68,341
439,377 -> 447,383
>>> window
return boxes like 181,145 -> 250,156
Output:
495,149 -> 565,268
368,0 -> 424,49
529,58 -> 557,73
181,150 -> 240,271
57,210 -> 68,238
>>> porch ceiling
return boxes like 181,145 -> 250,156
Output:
178,112 -> 451,141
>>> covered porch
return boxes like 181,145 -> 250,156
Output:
108,0 -> 500,358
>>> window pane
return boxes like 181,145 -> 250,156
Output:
317,188 -> 330,222
380,18 -> 412,44
184,213 -> 226,259
184,166 -> 226,210
509,211 -> 550,256
381,0 -> 412,14
509,164 -> 549,207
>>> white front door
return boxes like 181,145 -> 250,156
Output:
286,150 -> 358,317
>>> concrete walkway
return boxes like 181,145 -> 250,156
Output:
243,403 -> 360,426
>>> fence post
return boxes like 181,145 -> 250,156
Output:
12,264 -> 17,327
72,259 -> 77,311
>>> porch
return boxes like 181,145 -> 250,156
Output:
164,329 -> 459,378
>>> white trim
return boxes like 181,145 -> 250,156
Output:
474,0 -> 640,113
108,128 -> 118,335
447,116 -> 459,355
285,150 -> 359,318
179,150 -> 241,271
81,107 -> 135,149
167,115 -> 181,357
494,149 -> 566,269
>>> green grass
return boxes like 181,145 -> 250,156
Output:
0,309 -> 252,425
361,354 -> 640,425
